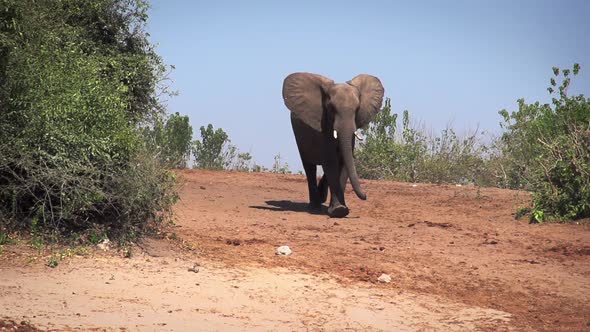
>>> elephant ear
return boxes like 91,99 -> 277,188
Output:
283,72 -> 334,132
347,74 -> 385,129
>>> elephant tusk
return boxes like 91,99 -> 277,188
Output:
354,130 -> 364,141
333,130 -> 338,139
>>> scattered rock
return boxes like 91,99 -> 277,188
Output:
276,246 -> 292,256
226,239 -> 241,246
97,239 -> 111,251
188,263 -> 200,273
377,273 -> 392,283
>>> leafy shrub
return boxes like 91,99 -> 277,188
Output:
498,64 -> 589,221
232,152 -> 255,172
271,153 -> 291,174
356,98 -> 493,185
357,66 -> 588,222
0,0 -> 177,239
355,98 -> 400,180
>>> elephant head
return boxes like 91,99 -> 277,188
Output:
282,72 -> 384,200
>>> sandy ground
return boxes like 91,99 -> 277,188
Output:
1,169 -> 589,331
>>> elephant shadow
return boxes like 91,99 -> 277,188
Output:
249,200 -> 326,215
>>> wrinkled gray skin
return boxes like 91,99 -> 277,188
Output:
282,73 -> 384,218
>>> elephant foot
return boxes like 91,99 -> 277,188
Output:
308,202 -> 323,213
328,204 -> 349,218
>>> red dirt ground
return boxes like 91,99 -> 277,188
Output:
172,170 -> 590,331
1,169 -> 589,331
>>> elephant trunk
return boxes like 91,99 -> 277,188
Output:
339,129 -> 366,200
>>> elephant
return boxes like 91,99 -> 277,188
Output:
282,72 -> 384,218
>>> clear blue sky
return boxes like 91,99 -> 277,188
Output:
148,0 -> 590,171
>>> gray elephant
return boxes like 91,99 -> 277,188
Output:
282,72 -> 384,218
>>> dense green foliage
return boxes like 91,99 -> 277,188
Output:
0,0 -> 177,239
356,99 -> 493,186
498,64 -> 589,221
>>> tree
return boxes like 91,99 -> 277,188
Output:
163,112 -> 193,168
191,124 -> 261,171
192,124 -> 233,170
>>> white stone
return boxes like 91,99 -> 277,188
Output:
188,263 -> 200,273
377,273 -> 392,283
276,246 -> 292,256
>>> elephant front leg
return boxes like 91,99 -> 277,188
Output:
303,163 -> 322,211
324,165 -> 349,218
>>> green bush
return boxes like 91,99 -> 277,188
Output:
357,66 -> 588,222
498,64 -> 589,221
0,0 -> 177,239
356,98 -> 493,185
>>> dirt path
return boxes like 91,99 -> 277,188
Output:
1,169 -> 589,331
0,248 -> 511,331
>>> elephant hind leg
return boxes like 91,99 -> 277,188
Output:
318,175 -> 328,203
303,163 -> 322,210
